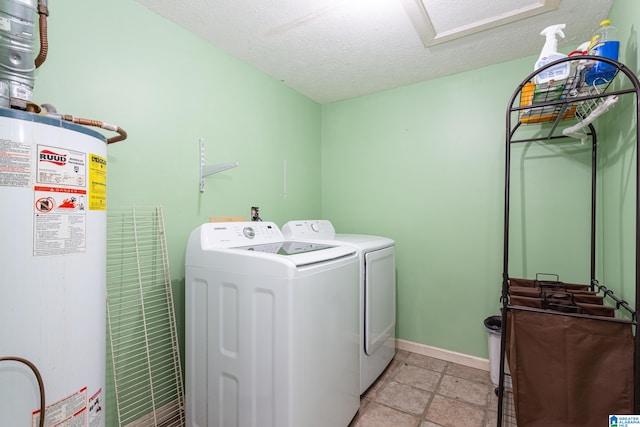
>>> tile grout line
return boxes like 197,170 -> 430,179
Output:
354,350 -> 496,427
417,361 -> 448,426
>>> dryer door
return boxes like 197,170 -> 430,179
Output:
364,246 -> 396,356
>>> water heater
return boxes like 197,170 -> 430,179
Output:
0,108 -> 107,426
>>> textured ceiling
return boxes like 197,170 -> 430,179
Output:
132,0 -> 613,104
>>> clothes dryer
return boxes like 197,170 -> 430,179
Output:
185,221 -> 360,427
281,220 -> 396,394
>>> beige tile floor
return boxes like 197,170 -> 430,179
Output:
348,349 -> 515,427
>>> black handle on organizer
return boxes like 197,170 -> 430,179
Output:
535,272 -> 562,289
542,290 -> 579,313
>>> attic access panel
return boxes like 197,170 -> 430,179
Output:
401,0 -> 560,46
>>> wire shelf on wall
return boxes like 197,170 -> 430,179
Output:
106,206 -> 185,427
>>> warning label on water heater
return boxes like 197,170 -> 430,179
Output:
88,388 -> 103,427
32,386 -> 87,427
32,144 -> 89,256
0,138 -> 31,187
33,186 -> 87,256
89,153 -> 107,210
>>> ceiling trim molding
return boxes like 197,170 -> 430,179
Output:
401,0 -> 561,47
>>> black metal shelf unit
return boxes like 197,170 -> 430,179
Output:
497,56 -> 640,426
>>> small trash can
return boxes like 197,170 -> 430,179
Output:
484,315 -> 512,390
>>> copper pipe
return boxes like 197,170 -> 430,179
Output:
42,109 -> 127,144
67,116 -> 128,144
0,357 -> 46,427
34,1 -> 49,69
107,127 -> 127,144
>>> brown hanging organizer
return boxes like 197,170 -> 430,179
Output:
497,56 -> 640,426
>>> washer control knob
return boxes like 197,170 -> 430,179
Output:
311,222 -> 320,232
243,227 -> 255,239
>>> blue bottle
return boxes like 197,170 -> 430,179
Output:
585,20 -> 620,86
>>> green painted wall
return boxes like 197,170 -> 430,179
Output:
321,58 -> 532,358
321,0 -> 640,358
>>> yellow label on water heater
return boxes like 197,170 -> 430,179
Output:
88,153 -> 107,210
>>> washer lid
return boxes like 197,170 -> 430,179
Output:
236,240 -> 337,255
189,222 -> 357,267
232,241 -> 356,266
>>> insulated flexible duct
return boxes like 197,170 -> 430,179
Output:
34,0 -> 48,68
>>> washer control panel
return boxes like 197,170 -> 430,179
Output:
200,221 -> 283,248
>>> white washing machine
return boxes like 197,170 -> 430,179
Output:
185,221 -> 360,427
282,220 -> 396,394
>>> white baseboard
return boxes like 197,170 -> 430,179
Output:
396,338 -> 489,372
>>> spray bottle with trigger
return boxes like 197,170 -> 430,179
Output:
534,24 -> 570,86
